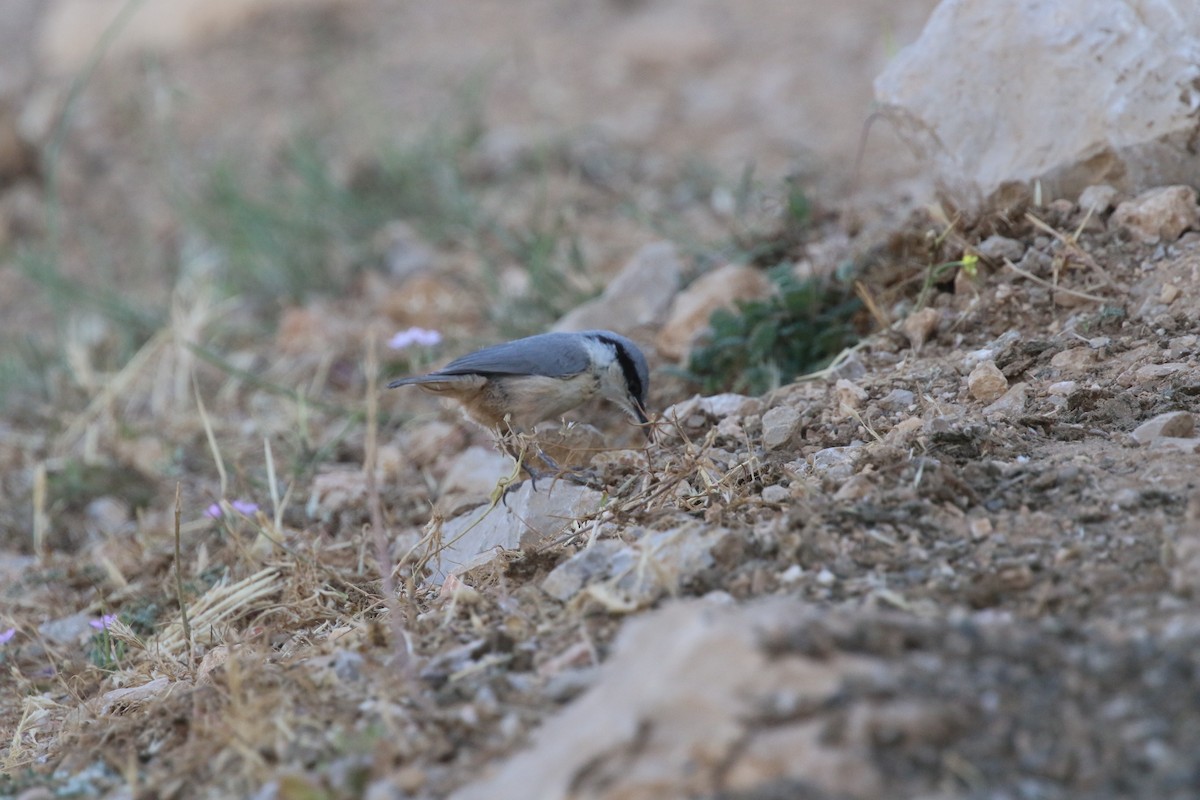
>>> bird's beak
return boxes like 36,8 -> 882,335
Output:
633,401 -> 651,437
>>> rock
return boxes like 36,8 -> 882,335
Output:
1171,498 -> 1200,596
967,360 -> 1008,403
878,388 -> 916,412
874,0 -> 1200,207
449,600 -> 881,800
1050,347 -> 1096,373
761,405 -> 801,450
38,611 -> 96,645
544,523 -> 735,607
760,484 -> 790,504
1161,283 -> 1181,304
660,393 -> 761,439
834,379 -> 868,411
435,446 -> 515,515
806,445 -> 861,482
554,241 -> 683,334
976,235 -> 1025,263
1110,186 -> 1200,244
85,496 -> 131,536
983,382 -> 1028,417
1130,411 -> 1195,445
306,467 -> 369,523
833,474 -> 873,502
467,126 -> 534,178
1078,184 -> 1119,214
829,352 -> 868,381
656,264 -> 772,360
541,540 -> 626,601
99,677 -> 173,715
39,0 -> 348,73
1152,437 -> 1200,454
0,102 -> 35,187
1046,380 -> 1077,396
529,423 -> 608,470
375,220 -> 436,280
963,329 -> 1021,370
902,307 -> 940,351
883,416 -> 923,445
400,421 -> 466,469
426,482 -> 604,582
1135,362 -> 1187,381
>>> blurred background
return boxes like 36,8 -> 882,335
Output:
0,0 -> 937,404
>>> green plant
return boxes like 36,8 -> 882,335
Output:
915,252 -> 977,310
686,263 -> 862,395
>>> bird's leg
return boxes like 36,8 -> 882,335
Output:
489,432 -> 528,507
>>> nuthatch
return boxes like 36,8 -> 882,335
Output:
387,330 -> 650,438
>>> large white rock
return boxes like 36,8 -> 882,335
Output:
554,241 -> 682,334
874,0 -> 1200,208
425,481 -> 603,583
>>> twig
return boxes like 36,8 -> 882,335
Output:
1003,258 -> 1110,304
173,483 -> 193,667
364,331 -> 411,672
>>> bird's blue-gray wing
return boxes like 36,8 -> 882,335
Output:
433,333 -> 591,378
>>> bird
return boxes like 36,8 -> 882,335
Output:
387,330 -> 650,458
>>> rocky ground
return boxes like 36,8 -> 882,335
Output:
3,2 -> 1200,799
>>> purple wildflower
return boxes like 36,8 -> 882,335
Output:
0,627 -> 15,645
90,614 -> 118,631
387,327 -> 442,350
231,500 -> 259,515
205,500 -> 259,519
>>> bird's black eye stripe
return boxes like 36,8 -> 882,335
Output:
597,335 -> 644,404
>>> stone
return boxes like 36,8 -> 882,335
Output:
400,421 -> 466,469
375,220 -> 436,280
878,387 -> 916,412
1046,380 -> 1077,396
902,307 -> 940,350
542,540 -> 626,601
661,393 -> 762,441
1110,186 -> 1200,244
983,382 -> 1028,417
1152,437 -> 1200,454
760,484 -> 790,504
545,523 -> 735,608
1130,411 -> 1194,445
427,482 -> 604,583
1135,362 -> 1187,381
532,423 -> 609,469
38,611 -> 96,645
834,379 -> 868,411
85,496 -> 131,536
1078,184 -> 1119,214
656,264 -> 772,360
976,235 -> 1025,263
39,0 -> 349,73
883,416 -> 923,444
967,360 -> 1007,403
807,445 -> 861,482
554,241 -> 683,334
761,405 -> 801,450
874,0 -> 1200,207
435,446 -> 515,514
1050,347 -> 1096,373
449,600 -> 881,800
